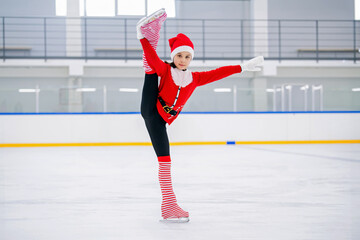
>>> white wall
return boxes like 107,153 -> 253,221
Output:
1,113 -> 359,144
0,0 -> 55,16
176,0 -> 251,19
267,0 -> 354,20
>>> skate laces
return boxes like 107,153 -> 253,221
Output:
140,12 -> 167,32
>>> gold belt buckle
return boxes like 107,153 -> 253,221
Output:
163,105 -> 172,114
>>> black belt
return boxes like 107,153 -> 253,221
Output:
158,96 -> 178,116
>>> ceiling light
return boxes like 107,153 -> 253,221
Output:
119,88 -> 139,92
76,88 -> 96,92
214,88 -> 232,93
18,89 -> 40,93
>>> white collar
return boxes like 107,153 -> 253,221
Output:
170,68 -> 193,87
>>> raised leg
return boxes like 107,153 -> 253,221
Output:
137,9 -> 167,73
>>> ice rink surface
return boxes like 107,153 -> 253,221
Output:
1,144 -> 360,240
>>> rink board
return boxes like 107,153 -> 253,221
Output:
0,112 -> 359,146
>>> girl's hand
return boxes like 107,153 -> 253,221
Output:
241,56 -> 264,72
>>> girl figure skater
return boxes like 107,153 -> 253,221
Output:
137,9 -> 264,223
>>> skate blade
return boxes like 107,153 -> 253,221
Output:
147,8 -> 166,21
137,8 -> 166,27
160,217 -> 190,223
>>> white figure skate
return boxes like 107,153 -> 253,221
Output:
136,8 -> 166,39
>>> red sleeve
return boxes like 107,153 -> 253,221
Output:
194,65 -> 242,86
140,38 -> 168,76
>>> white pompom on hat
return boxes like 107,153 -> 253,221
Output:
169,33 -> 194,60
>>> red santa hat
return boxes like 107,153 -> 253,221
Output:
169,33 -> 194,60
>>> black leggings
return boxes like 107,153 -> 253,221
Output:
140,73 -> 170,157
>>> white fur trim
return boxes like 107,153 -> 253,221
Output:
170,46 -> 194,60
171,67 -> 193,87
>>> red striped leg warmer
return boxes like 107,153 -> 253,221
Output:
158,156 -> 189,219
141,12 -> 167,74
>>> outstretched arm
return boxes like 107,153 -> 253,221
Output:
195,65 -> 242,86
195,56 -> 264,86
140,38 -> 168,76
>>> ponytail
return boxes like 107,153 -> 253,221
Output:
164,61 -> 176,68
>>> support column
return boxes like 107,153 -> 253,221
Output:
251,0 -> 269,57
66,0 -> 82,57
253,77 -> 268,111
67,77 -> 83,112
66,0 -> 83,112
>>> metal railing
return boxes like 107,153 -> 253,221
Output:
0,16 -> 359,62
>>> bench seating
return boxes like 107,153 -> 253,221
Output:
94,48 -> 142,57
0,46 -> 32,56
297,48 -> 359,57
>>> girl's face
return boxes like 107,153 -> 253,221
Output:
173,51 -> 192,70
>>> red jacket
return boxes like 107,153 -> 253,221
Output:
140,38 -> 242,125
